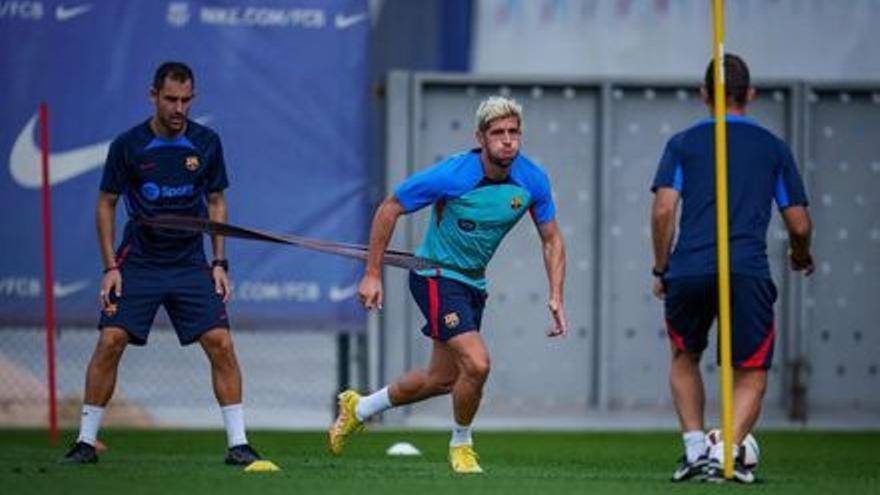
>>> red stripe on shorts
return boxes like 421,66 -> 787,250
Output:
740,324 -> 775,368
427,278 -> 440,340
665,320 -> 686,352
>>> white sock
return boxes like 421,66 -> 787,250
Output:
221,404 -> 248,447
76,404 -> 105,446
450,422 -> 473,447
683,430 -> 706,462
355,386 -> 392,422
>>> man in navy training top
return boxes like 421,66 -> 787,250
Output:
651,54 -> 814,483
329,96 -> 568,474
61,62 -> 261,466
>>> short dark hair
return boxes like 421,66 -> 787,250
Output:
704,53 -> 750,107
152,61 -> 194,90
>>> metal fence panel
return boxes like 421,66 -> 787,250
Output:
803,87 -> 880,411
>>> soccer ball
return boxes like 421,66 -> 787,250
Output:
741,433 -> 760,469
706,428 -> 760,470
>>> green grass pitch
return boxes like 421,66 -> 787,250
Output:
1,429 -> 877,494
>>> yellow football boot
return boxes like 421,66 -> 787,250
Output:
328,390 -> 365,455
449,444 -> 483,474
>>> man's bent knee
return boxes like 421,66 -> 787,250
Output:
671,346 -> 701,363
460,354 -> 490,382
201,328 -> 239,366
201,328 -> 234,352
96,327 -> 129,355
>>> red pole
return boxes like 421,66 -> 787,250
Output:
39,102 -> 58,446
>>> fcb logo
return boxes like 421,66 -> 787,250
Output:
443,312 -> 460,329
185,156 -> 200,171
510,196 -> 523,210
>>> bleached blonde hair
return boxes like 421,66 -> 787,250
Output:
475,96 -> 523,132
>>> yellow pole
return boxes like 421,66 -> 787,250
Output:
711,0 -> 735,480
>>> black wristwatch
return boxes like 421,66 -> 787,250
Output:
211,259 -> 229,272
651,266 -> 667,277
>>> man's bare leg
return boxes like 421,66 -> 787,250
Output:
446,332 -> 490,427
733,368 -> 768,443
387,340 -> 460,406
81,327 -> 129,436
670,346 -> 705,433
329,338 -> 461,455
199,327 -> 242,406
445,331 -> 489,473
199,328 -> 253,455
62,327 -> 129,462
669,344 -> 709,480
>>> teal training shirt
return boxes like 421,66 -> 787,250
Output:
394,149 -> 556,290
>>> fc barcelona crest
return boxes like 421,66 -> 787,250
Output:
444,312 -> 460,329
185,156 -> 200,171
510,196 -> 523,210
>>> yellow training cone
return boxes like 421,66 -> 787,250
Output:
244,460 -> 281,473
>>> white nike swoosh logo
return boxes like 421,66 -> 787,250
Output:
334,12 -> 368,29
55,3 -> 93,21
53,279 -> 90,298
10,113 -> 112,188
10,113 -> 212,189
328,283 -> 358,302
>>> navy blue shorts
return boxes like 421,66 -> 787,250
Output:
664,275 -> 777,369
99,262 -> 230,346
409,272 -> 487,342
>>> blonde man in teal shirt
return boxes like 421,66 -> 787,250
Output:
330,96 -> 568,474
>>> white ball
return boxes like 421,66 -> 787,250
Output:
705,429 -> 760,470
706,428 -> 722,446
741,433 -> 760,469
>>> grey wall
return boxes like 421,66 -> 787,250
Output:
803,87 -> 880,412
472,0 -> 880,80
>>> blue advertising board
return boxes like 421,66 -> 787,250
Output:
0,0 -> 371,329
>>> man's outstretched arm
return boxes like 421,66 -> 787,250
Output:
358,196 -> 406,310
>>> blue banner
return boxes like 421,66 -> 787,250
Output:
0,0 -> 371,329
